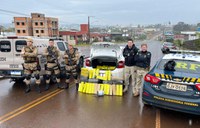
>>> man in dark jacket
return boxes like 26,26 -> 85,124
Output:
123,39 -> 139,93
134,43 -> 151,96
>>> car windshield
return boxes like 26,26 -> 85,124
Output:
157,59 -> 200,74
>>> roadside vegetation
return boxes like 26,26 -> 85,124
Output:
174,39 -> 200,51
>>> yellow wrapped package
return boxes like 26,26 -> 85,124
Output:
81,68 -> 89,78
78,82 -> 84,92
115,85 -> 123,96
78,82 -> 123,96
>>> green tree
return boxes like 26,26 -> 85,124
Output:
173,22 -> 191,34
114,36 -> 124,42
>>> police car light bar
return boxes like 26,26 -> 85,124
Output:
169,49 -> 200,54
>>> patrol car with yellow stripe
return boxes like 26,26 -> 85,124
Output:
142,50 -> 200,115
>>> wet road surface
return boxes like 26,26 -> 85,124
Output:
0,41 -> 199,128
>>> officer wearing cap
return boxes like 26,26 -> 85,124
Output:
62,41 -> 80,90
43,39 -> 61,90
21,38 -> 41,93
134,43 -> 151,96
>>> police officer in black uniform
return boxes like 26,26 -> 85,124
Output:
123,38 -> 139,93
134,43 -> 151,96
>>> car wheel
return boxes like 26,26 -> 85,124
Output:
165,48 -> 170,53
14,77 -> 25,83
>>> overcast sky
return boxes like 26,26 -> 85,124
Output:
1,0 -> 200,26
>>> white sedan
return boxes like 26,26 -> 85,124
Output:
81,42 -> 125,85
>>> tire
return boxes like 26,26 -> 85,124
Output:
14,77 -> 25,83
165,48 -> 170,53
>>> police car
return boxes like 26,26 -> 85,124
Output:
142,50 -> 200,115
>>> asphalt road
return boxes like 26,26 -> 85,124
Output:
0,41 -> 199,128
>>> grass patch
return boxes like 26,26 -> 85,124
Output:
183,39 -> 200,51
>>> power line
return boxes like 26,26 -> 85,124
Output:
0,12 -> 16,16
0,9 -> 29,16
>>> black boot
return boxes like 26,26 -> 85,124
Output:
45,84 -> 50,91
25,84 -> 31,93
76,83 -> 79,91
36,85 -> 41,93
56,83 -> 60,89
65,83 -> 69,89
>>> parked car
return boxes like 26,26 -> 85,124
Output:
81,42 -> 125,85
161,42 -> 177,53
142,50 -> 200,115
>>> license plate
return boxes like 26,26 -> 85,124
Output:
9,64 -> 19,68
10,71 -> 21,76
166,83 -> 187,92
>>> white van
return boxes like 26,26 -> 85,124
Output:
0,36 -> 84,82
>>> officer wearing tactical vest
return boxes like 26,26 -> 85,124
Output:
62,41 -> 80,90
21,38 -> 41,93
134,43 -> 151,96
43,39 -> 61,90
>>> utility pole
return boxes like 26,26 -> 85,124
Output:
88,16 -> 94,43
88,16 -> 90,43
0,25 -> 3,35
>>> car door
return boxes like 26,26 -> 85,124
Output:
13,39 -> 27,65
0,39 -> 13,70
56,41 -> 66,66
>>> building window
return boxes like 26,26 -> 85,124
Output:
22,22 -> 25,25
16,22 -> 20,25
23,30 -> 26,33
41,30 -> 44,33
38,15 -> 40,17
35,22 -> 38,26
40,22 -> 43,26
17,30 -> 20,33
36,30 -> 39,33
